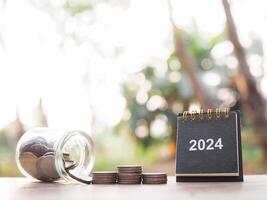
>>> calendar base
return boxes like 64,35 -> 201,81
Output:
176,175 -> 243,182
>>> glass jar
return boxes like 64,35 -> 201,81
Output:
15,128 -> 95,183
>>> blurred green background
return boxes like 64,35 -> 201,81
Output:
0,0 -> 267,176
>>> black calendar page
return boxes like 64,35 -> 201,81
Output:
176,111 -> 242,177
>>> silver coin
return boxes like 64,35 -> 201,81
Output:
28,143 -> 49,157
36,154 -> 59,181
19,152 -> 39,178
20,137 -> 47,153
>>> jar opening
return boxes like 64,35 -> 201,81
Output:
55,130 -> 95,183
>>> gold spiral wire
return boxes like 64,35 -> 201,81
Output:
181,108 -> 230,121
199,109 -> 204,120
207,109 -> 212,120
190,111 -> 197,121
215,108 -> 221,119
224,107 -> 230,118
182,111 -> 189,121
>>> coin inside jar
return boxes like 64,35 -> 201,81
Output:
28,143 -> 49,157
20,136 -> 47,153
36,154 -> 59,182
18,136 -> 61,182
19,152 -> 39,178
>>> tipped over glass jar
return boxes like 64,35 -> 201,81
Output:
15,128 -> 95,183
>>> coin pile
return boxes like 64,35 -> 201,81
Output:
117,165 -> 142,184
91,166 -> 167,185
19,136 -> 59,182
142,173 -> 167,184
92,171 -> 117,184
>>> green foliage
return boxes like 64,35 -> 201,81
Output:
118,31 -> 229,150
64,1 -> 93,16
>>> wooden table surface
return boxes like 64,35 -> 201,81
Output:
1,175 -> 267,200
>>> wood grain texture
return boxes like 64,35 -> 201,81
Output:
1,175 -> 267,200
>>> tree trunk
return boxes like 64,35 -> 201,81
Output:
168,1 -> 213,109
222,0 -> 267,157
173,30 -> 214,109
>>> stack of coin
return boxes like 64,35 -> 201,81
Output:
19,136 -> 60,182
117,165 -> 142,184
92,171 -> 117,184
142,173 -> 167,184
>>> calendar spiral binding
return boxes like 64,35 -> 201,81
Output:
182,108 -> 230,121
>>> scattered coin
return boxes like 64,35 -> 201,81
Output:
142,173 -> 167,184
19,152 -> 39,178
